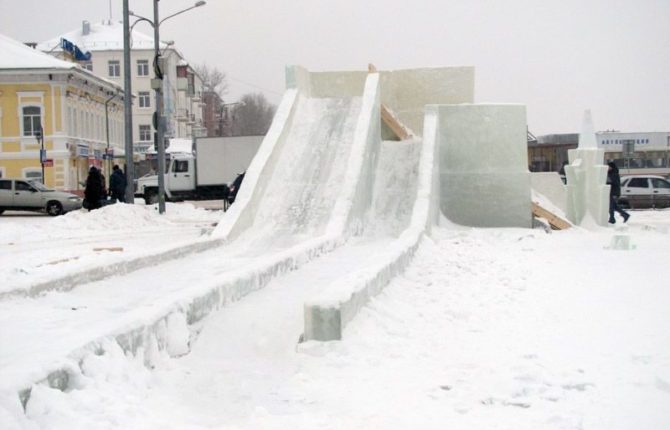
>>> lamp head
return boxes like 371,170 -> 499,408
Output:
195,1 -> 206,7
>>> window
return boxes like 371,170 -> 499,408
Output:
172,160 -> 189,173
108,60 -> 120,77
139,124 -> 152,142
16,180 -> 35,191
82,62 -> 93,71
138,92 -> 151,108
652,179 -> 670,189
22,106 -> 42,136
0,180 -> 11,190
628,178 -> 649,188
137,59 -> 149,76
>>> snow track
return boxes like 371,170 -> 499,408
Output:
1,68 -> 435,425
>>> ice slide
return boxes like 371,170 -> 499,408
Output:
1,66 -> 483,415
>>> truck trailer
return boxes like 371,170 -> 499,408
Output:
136,136 -> 263,205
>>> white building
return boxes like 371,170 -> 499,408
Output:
597,131 -> 670,174
37,20 -> 205,155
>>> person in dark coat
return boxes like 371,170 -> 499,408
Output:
227,171 -> 245,204
607,161 -> 630,224
84,166 -> 104,211
109,164 -> 127,203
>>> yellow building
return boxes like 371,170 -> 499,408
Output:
0,33 -> 125,193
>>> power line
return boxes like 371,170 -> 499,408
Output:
228,76 -> 282,97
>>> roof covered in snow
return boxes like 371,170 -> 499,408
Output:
0,33 -> 123,92
37,20 -> 166,52
0,32 -> 79,70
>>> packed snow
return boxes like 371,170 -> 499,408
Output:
1,204 -> 669,429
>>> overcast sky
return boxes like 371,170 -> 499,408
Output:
1,0 -> 668,135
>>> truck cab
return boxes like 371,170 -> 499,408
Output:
136,152 -> 196,204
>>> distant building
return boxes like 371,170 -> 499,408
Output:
0,33 -> 125,192
36,20 -> 205,154
597,131 -> 670,174
528,134 -> 578,172
529,131 -> 670,176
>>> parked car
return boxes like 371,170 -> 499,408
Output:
0,179 -> 83,216
619,175 -> 670,209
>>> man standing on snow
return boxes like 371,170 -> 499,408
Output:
84,166 -> 104,211
607,161 -> 630,224
109,165 -> 127,203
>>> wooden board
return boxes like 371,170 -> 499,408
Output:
531,202 -> 571,230
368,63 -> 413,140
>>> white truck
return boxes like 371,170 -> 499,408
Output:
136,136 -> 263,205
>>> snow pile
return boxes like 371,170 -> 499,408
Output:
0,203 -> 218,244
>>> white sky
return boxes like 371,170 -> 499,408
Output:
1,0 -> 668,135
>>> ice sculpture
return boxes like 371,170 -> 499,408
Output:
439,104 -> 531,228
564,110 -> 609,227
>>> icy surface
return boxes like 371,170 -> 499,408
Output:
366,139 -> 421,237
248,96 -> 362,245
439,104 -> 531,228
565,110 -> 609,226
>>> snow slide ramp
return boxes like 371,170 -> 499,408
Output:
302,67 -> 476,341
213,66 -> 381,245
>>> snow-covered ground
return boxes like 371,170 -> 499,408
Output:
0,203 -> 221,297
1,205 -> 669,429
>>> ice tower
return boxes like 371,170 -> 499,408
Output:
564,110 -> 609,227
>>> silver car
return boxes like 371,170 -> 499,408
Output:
0,179 -> 83,216
619,175 -> 670,209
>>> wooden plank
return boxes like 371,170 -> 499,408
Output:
531,202 -> 571,230
367,63 -> 414,140
381,105 -> 412,140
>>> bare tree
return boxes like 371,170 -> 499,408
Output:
230,93 -> 276,136
195,64 -> 229,136
194,63 -> 228,97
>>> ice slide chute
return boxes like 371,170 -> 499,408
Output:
212,66 -> 382,245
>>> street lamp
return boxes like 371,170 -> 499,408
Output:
36,126 -> 45,183
128,0 -> 206,214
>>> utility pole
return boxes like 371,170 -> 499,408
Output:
129,0 -> 206,212
122,0 -> 135,203
153,0 -> 167,214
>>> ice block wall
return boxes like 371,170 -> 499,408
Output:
438,104 -> 532,228
379,67 -> 475,138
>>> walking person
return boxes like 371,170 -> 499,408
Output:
84,166 -> 104,211
607,161 -> 630,224
109,164 -> 127,203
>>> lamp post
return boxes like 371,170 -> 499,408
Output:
36,126 -> 45,183
130,0 -> 206,214
122,0 -> 135,203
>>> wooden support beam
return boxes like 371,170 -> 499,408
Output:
368,63 -> 414,140
93,247 -> 124,252
531,202 -> 571,230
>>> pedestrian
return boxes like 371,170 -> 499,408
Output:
109,164 -> 127,203
228,171 -> 245,204
84,166 -> 104,211
607,161 -> 630,224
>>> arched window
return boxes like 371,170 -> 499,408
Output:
22,106 -> 42,136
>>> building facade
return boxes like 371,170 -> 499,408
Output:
37,20 -> 204,155
0,33 -> 125,192
529,131 -> 670,177
596,131 -> 670,175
